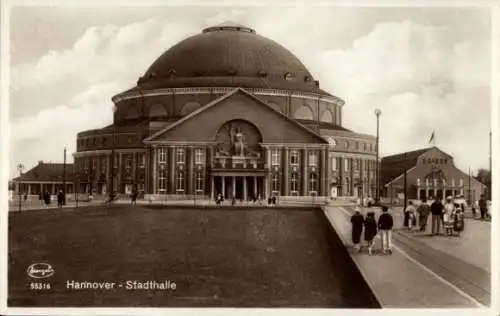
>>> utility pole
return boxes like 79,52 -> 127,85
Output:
17,163 -> 24,211
374,109 -> 382,203
468,166 -> 472,206
489,130 -> 492,200
403,152 -> 408,210
63,147 -> 67,205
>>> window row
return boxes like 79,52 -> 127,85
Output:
331,157 -> 376,175
422,157 -> 448,165
417,177 -> 464,187
78,154 -> 146,171
157,170 -> 205,193
77,135 -> 138,148
270,149 -> 319,166
156,147 -> 205,165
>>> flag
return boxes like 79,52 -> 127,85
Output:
429,131 -> 435,145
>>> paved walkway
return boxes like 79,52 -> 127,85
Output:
324,204 -> 489,308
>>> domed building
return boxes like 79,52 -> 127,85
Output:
73,22 -> 378,200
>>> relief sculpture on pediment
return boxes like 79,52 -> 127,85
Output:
215,120 -> 262,158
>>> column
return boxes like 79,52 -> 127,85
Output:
40,183 -> 43,194
302,148 -> 308,195
152,147 -> 157,194
188,147 -> 193,195
243,176 -> 247,201
222,176 -> 226,198
283,148 -> 289,196
265,147 -> 271,169
211,176 -> 215,200
417,187 -> 421,201
265,176 -> 269,198
232,176 -> 236,198
28,184 -> 31,195
320,149 -> 327,196
169,147 -> 175,194
106,154 -> 111,193
52,183 -> 56,195
253,176 -> 257,197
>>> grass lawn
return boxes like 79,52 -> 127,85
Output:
8,204 -> 379,308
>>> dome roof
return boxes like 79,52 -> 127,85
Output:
131,22 -> 329,95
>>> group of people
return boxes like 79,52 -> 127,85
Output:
403,196 -> 465,237
350,205 -> 394,256
215,193 -> 275,206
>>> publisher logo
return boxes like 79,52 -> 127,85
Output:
27,263 -> 55,279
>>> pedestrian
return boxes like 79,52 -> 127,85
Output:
479,194 -> 487,221
272,194 -> 277,206
377,205 -> 394,255
44,191 -> 51,206
350,207 -> 364,252
430,196 -> 444,236
364,211 -> 378,255
443,197 -> 455,236
57,190 -> 64,208
38,192 -> 43,205
417,197 -> 431,232
453,204 -> 465,237
405,201 -> 417,231
131,191 -> 137,206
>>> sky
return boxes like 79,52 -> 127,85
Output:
7,4 -> 493,178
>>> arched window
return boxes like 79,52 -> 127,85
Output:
320,110 -> 333,123
295,105 -> 314,120
149,103 -> 168,118
180,101 -> 201,116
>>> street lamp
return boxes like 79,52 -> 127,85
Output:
17,163 -> 24,211
374,109 -> 382,203
109,105 -> 118,201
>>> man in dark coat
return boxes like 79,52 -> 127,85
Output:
378,206 -> 394,255
417,197 -> 431,232
57,190 -> 64,208
350,207 -> 364,252
479,194 -> 488,221
430,197 -> 444,235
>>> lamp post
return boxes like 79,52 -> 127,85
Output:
63,147 -> 67,205
109,105 -> 118,201
17,163 -> 24,211
374,109 -> 382,203
488,130 -> 492,200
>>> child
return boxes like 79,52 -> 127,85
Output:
364,211 -> 378,256
378,205 -> 394,255
350,207 -> 364,252
453,204 -> 465,237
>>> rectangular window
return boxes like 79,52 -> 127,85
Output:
113,155 -> 118,168
290,173 -> 298,194
140,153 -> 146,168
195,148 -> 204,165
157,165 -> 167,192
331,157 -> 337,171
176,148 -> 185,164
309,173 -> 317,193
290,150 -> 299,165
271,149 -> 280,165
460,178 -> 464,187
100,157 -> 106,173
158,147 -> 168,163
344,158 -> 349,172
426,178 -> 429,187
92,158 -> 97,169
176,171 -> 185,192
84,159 -> 89,170
308,151 -> 318,166
195,172 -> 203,192
272,174 -> 279,194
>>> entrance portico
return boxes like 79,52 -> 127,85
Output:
211,172 -> 266,200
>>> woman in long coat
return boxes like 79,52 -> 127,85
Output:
364,212 -> 378,255
350,208 -> 364,252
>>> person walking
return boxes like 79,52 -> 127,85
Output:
378,205 -> 394,255
430,197 -> 444,236
364,211 -> 378,256
479,194 -> 487,221
443,197 -> 455,236
417,197 -> 431,232
405,201 -> 417,231
131,191 -> 138,206
57,190 -> 64,208
350,207 -> 364,252
453,204 -> 465,237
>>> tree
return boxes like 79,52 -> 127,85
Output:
475,168 -> 491,199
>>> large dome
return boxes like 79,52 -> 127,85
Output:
132,22 -> 328,95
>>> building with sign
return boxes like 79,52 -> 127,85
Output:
381,146 -> 486,202
73,22 -> 377,200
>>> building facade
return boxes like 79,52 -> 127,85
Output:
73,23 -> 378,200
382,147 -> 486,203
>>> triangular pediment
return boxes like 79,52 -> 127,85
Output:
144,88 -> 329,145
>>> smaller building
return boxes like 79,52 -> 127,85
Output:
13,161 -> 74,196
381,146 -> 486,203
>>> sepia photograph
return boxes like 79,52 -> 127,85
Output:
1,0 -> 498,314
